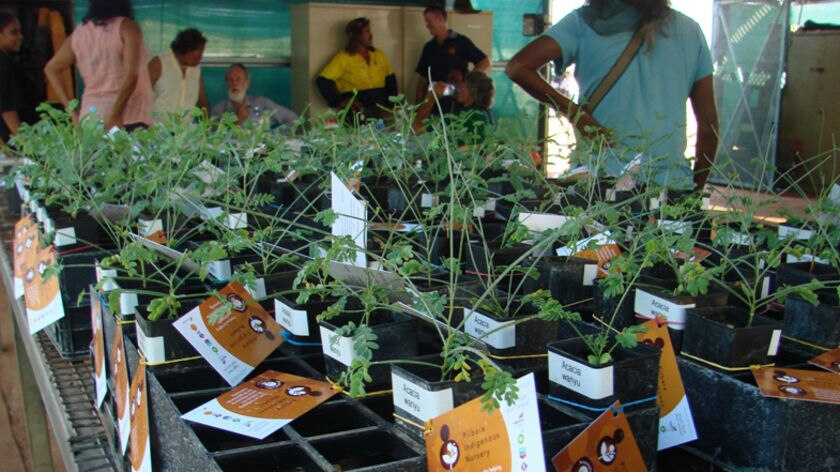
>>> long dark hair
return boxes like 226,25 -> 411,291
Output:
0,12 -> 16,32
344,17 -> 373,54
83,0 -> 135,26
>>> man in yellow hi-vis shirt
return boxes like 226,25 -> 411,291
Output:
316,17 -> 398,121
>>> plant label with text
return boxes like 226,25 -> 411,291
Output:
426,374 -> 545,472
549,350 -> 614,400
391,371 -> 454,422
173,281 -> 284,386
182,370 -> 337,439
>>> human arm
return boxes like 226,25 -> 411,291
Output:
473,56 -> 490,72
105,18 -> 144,129
385,73 -> 397,101
43,38 -> 78,121
506,36 -> 607,140
315,76 -> 343,108
197,76 -> 209,115
147,56 -> 162,88
689,75 -> 718,190
412,82 -> 448,133
415,76 -> 430,104
1,111 -> 21,135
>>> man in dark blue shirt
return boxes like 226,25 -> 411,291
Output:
414,5 -> 490,103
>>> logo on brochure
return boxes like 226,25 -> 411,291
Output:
248,315 -> 276,341
255,379 -> 283,390
227,293 -> 248,312
571,458 -> 594,472
598,428 -> 625,466
286,385 -> 322,397
438,425 -> 460,470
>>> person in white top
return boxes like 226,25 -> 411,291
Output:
148,28 -> 208,121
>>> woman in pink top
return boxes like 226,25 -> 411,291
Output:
45,0 -> 152,129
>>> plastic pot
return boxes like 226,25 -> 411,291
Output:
783,295 -> 840,349
547,337 -> 660,411
682,306 -> 783,369
319,310 -> 418,388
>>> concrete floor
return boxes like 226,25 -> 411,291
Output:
0,277 -> 65,472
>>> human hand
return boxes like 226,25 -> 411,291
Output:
103,114 -> 123,131
232,101 -> 249,123
573,110 -> 613,145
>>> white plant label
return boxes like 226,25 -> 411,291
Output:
768,329 -> 782,356
135,328 -> 167,364
95,263 -> 119,292
207,260 -> 232,281
331,172 -> 367,268
120,291 -> 139,317
138,218 -> 163,237
244,276 -> 266,300
634,289 -> 695,330
549,350 -> 614,400
54,226 -> 77,247
274,299 -> 309,336
421,193 -> 437,208
778,224 -> 813,241
319,325 -> 355,366
658,219 -> 690,235
556,231 -> 613,257
786,253 -> 829,265
464,308 -> 516,349
518,212 -> 568,233
391,371 -> 454,422
582,264 -> 598,286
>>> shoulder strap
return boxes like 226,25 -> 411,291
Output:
585,25 -> 648,113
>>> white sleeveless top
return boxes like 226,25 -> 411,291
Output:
151,49 -> 201,119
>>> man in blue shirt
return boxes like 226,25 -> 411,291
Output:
211,63 -> 298,131
414,5 -> 490,104
506,0 -> 718,190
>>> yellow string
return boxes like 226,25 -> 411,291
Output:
325,377 -> 392,397
393,413 -> 434,436
116,319 -> 135,326
680,351 -> 774,372
484,351 -> 547,360
141,355 -> 203,366
782,335 -> 834,352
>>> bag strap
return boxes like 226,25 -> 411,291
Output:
585,25 -> 649,113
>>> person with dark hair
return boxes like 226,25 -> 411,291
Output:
148,28 -> 209,120
211,63 -> 298,130
506,0 -> 718,190
316,17 -> 398,120
413,70 -> 494,144
0,12 -> 41,146
45,0 -> 152,130
414,5 -> 490,104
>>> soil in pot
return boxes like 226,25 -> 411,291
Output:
134,298 -> 205,364
547,337 -> 660,411
464,294 -> 558,357
633,286 -> 729,353
776,262 -> 840,305
682,306 -> 783,369
319,309 -> 418,388
390,361 -> 485,442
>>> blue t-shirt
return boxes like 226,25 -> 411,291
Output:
544,9 -> 713,188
